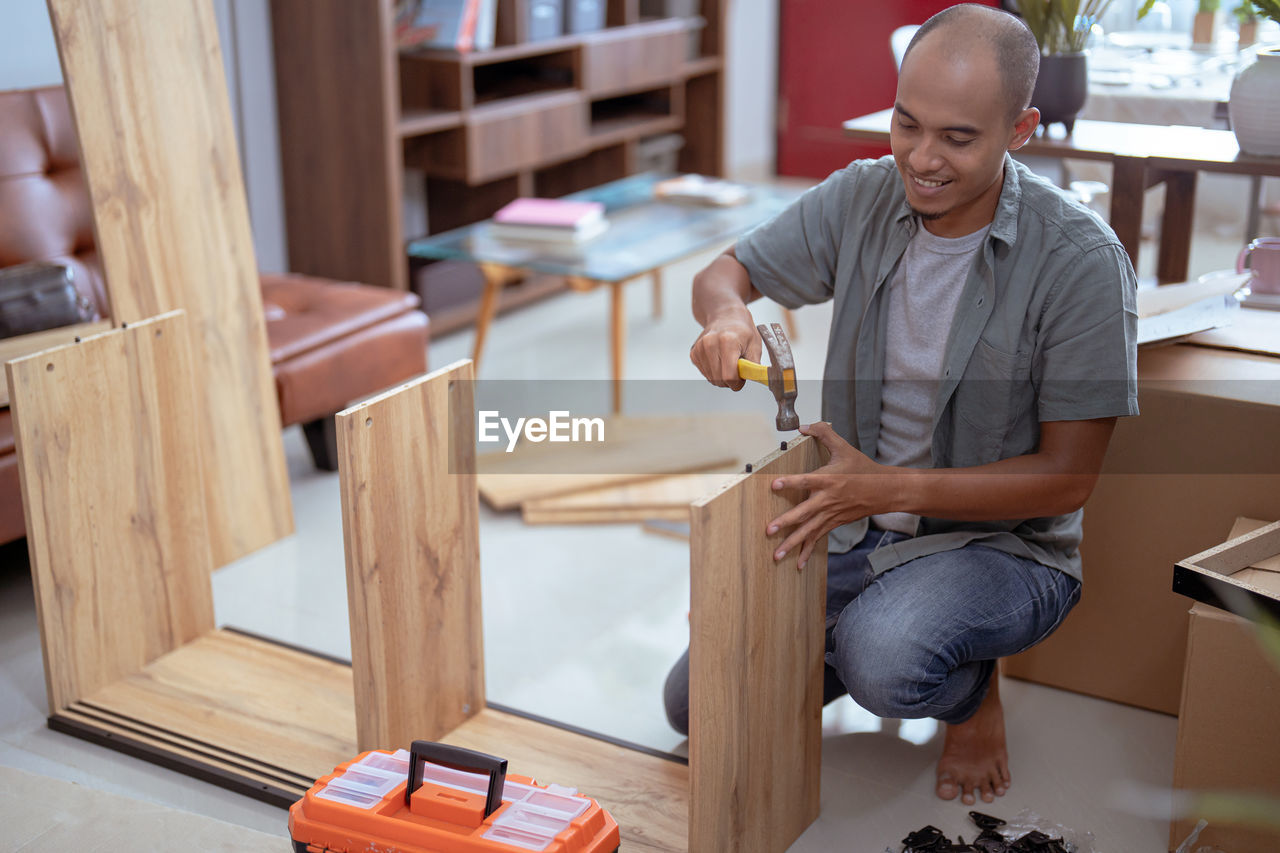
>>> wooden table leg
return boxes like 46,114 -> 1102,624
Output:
472,263 -> 510,371
1109,156 -> 1146,276
650,269 -> 662,319
611,280 -> 625,413
1156,170 -> 1197,285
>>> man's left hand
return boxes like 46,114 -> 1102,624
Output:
767,422 -> 894,569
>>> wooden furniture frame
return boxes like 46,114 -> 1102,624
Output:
340,363 -> 825,852
46,0 -> 294,566
843,110 -> 1280,285
1174,519 -> 1280,623
13,326 -> 824,850
269,0 -> 727,333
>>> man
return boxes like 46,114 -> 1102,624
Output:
664,4 -> 1138,807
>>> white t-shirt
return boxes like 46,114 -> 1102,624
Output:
872,222 -> 990,535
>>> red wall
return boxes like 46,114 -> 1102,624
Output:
776,0 -> 998,179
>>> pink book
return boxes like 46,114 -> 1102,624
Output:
492,197 -> 605,229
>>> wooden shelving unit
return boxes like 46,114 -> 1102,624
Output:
270,0 -> 726,333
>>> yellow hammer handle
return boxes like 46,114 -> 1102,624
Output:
737,358 -> 770,386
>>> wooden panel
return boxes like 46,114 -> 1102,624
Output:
445,709 -> 688,853
48,0 -> 293,566
271,0 -> 406,290
689,436 -> 826,853
476,413 -> 773,510
521,471 -> 732,524
83,629 -> 357,782
338,360 -> 484,752
467,93 -> 587,183
6,313 -> 214,711
581,23 -> 687,95
0,320 -> 111,406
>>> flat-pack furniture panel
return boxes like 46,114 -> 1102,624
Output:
689,436 -> 826,853
6,312 -> 214,711
337,360 -> 484,752
46,0 -> 293,566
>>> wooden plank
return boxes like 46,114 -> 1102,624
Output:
478,413 -> 773,509
46,0 -> 293,567
6,313 -> 214,712
445,708 -> 688,853
689,436 -> 826,853
0,320 -> 111,407
521,471 -> 732,524
337,361 -> 485,752
83,629 -> 357,782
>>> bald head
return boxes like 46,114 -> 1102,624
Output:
901,4 -> 1040,122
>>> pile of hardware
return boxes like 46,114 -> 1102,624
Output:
900,811 -> 1072,853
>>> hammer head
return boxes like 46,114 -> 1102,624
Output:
756,323 -> 799,431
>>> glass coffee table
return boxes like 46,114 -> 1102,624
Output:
407,173 -> 800,412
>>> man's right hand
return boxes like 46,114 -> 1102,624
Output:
689,248 -> 764,391
690,314 -> 761,391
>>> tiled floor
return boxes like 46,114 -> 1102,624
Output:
0,187 -> 1263,850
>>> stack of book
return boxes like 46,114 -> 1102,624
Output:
487,198 -> 610,245
653,174 -> 750,207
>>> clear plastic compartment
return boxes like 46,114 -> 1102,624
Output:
315,749 -> 409,810
418,763 -> 491,795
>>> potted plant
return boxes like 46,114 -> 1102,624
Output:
1017,0 -> 1146,132
1193,0 -> 1221,45
1228,1 -> 1280,155
1234,1 -> 1259,48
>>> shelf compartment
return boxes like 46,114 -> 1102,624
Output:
472,49 -> 579,105
580,19 -> 687,95
398,109 -> 465,138
588,85 -> 682,147
534,143 -> 629,198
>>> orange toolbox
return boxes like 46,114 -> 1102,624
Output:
289,740 -> 620,853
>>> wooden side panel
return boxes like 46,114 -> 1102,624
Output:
6,313 -> 215,711
337,360 -> 483,752
46,0 -> 294,566
689,436 -> 826,853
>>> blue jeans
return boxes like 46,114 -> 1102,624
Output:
663,527 -> 1081,733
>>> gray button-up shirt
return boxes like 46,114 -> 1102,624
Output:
736,155 -> 1138,581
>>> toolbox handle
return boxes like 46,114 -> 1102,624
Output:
406,740 -> 507,817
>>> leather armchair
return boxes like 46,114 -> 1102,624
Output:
0,86 -> 430,546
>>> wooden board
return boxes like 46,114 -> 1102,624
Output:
46,0 -> 293,566
521,472 -> 733,525
0,320 -> 111,406
77,629 -> 357,783
6,313 -> 215,712
337,361 -> 485,752
478,413 -> 774,509
689,436 -> 826,853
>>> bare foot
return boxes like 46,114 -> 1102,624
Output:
935,673 -> 1011,805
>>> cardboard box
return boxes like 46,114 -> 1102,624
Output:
1003,313 -> 1280,714
1170,519 -> 1280,853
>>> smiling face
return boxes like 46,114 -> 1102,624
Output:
891,33 -> 1038,237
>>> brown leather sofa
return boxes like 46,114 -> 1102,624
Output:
0,85 -> 430,546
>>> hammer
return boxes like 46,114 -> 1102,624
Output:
737,323 -> 799,431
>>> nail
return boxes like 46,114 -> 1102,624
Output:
767,525 -> 777,534
775,550 -> 786,560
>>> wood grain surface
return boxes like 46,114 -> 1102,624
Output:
82,628 -> 357,783
478,413 -> 774,509
521,471 -> 733,524
688,436 -> 827,853
6,313 -> 214,711
337,361 -> 485,752
445,709 -> 689,853
0,320 -> 111,407
46,0 -> 293,566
